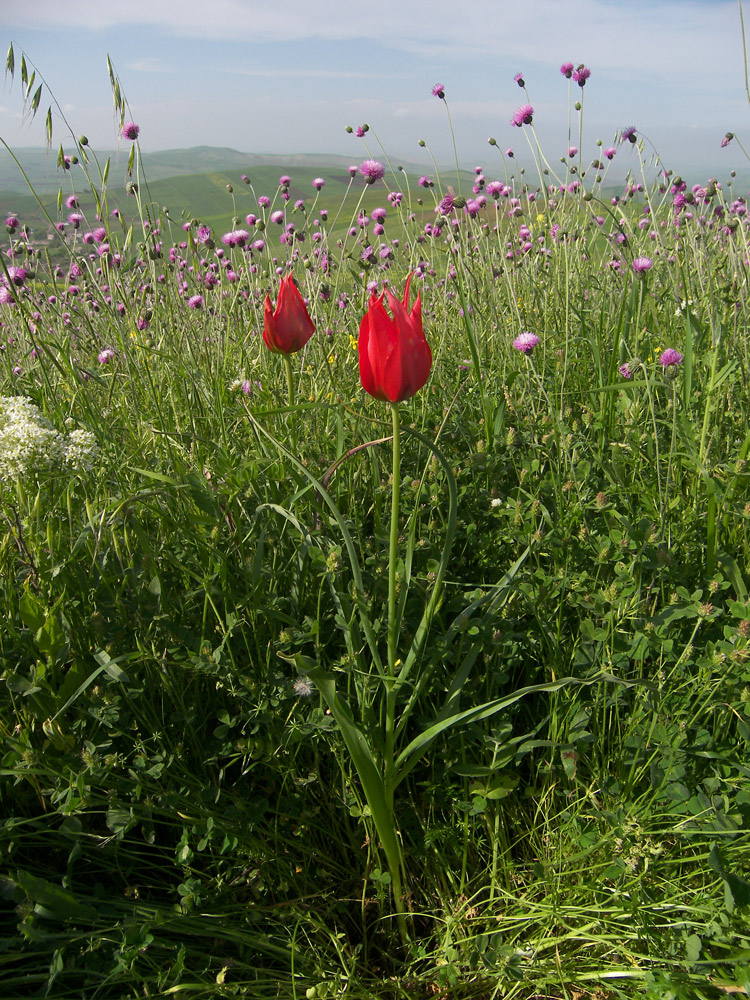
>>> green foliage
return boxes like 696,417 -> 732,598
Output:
1,46 -> 750,998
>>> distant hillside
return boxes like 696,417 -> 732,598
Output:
0,146 -> 472,239
0,145 -> 439,199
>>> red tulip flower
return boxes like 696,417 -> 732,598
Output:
263,274 -> 315,354
358,275 -> 432,402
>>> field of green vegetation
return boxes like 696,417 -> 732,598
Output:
2,47 -> 750,1000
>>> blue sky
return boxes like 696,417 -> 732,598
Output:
2,0 -> 749,177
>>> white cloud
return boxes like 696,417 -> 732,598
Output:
126,58 -> 176,73
4,0 -> 741,80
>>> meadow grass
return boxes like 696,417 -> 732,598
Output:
2,47 -> 750,999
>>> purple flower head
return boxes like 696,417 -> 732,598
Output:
572,65 -> 590,87
122,122 -> 140,141
5,216 -> 18,230
4,266 -> 27,287
514,72 -> 525,87
418,175 -> 433,188
98,347 -> 115,364
355,125 -> 366,138
371,207 -> 387,222
560,62 -> 574,78
438,193 -> 455,215
619,362 -> 633,380
505,148 -> 514,157
270,211 -> 284,224
65,195 -> 78,209
568,146 -> 578,157
604,146 -> 617,160
632,256 -> 653,273
312,177 -> 325,190
360,159 -> 385,184
511,104 -> 534,127
432,83 -> 445,99
187,294 -> 204,309
722,132 -> 734,148
221,229 -> 250,247
348,164 -> 359,177
279,175 -> 291,187
621,126 -> 637,144
659,348 -> 683,368
513,331 -> 539,355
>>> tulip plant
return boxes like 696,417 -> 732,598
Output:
262,272 -> 315,450
257,273 -> 607,947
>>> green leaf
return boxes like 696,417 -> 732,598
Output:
709,841 -> 750,911
14,870 -> 97,922
394,673 -> 649,787
304,664 -> 403,888
19,589 -> 45,632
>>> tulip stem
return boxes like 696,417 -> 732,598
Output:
387,403 -> 401,676
384,401 -> 408,945
283,354 -> 297,453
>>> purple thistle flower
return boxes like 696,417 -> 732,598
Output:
432,83 -> 445,99
360,159 -> 385,184
122,122 -> 140,141
279,175 -> 291,187
4,266 -> 27,287
604,147 -> 617,160
355,126 -> 366,138
721,132 -> 734,148
348,165 -> 359,177
418,175 -> 433,188
98,347 -> 115,364
188,294 -> 204,309
560,62 -> 574,78
513,331 -> 539,354
632,256 -> 653,273
221,229 -> 250,247
312,177 -> 325,190
621,126 -> 637,144
270,211 -> 284,224
659,348 -> 683,368
438,193 -> 455,215
514,72 -> 525,87
572,65 -> 590,87
619,362 -> 633,379
511,104 -> 534,127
